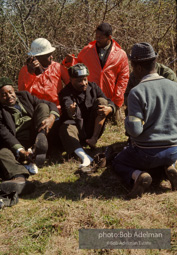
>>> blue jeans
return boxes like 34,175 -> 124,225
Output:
112,144 -> 177,185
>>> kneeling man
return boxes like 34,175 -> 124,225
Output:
112,43 -> 177,198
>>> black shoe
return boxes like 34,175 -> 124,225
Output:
34,132 -> 48,168
0,176 -> 36,195
165,165 -> 177,191
104,146 -> 117,165
126,172 -> 152,199
0,191 -> 19,208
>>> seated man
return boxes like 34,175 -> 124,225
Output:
0,77 -> 59,195
112,43 -> 177,199
18,38 -> 70,111
59,63 -> 115,172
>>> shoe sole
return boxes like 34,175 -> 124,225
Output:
165,167 -> 177,191
126,173 -> 152,199
34,133 -> 48,167
35,154 -> 46,168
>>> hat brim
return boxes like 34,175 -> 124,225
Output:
128,53 -> 158,62
27,47 -> 56,56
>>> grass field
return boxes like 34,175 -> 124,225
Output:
0,119 -> 177,255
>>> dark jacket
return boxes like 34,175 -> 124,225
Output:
59,81 -> 115,124
0,91 -> 59,150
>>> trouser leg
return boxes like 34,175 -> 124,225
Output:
32,103 -> 50,131
0,148 -> 29,180
85,97 -> 108,138
59,123 -> 81,155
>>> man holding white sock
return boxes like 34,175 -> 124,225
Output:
59,63 -> 115,172
112,43 -> 177,199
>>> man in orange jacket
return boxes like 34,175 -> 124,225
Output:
63,23 -> 129,122
18,38 -> 70,112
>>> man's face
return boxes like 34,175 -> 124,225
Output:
70,76 -> 88,92
96,30 -> 111,48
36,53 -> 53,67
0,85 -> 16,106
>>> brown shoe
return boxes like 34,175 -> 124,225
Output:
126,172 -> 152,199
165,165 -> 177,191
75,161 -> 98,175
0,175 -> 35,195
94,153 -> 106,168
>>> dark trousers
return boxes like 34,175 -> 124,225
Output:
0,103 -> 60,180
112,144 -> 177,185
59,98 -> 108,154
0,148 -> 29,180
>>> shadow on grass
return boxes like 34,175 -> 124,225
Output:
22,167 -> 173,202
21,141 -> 174,201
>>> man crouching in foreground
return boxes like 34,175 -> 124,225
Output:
112,42 -> 177,199
59,63 -> 115,173
0,77 -> 59,196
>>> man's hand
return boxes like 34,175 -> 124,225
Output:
97,105 -> 113,117
38,114 -> 55,134
67,102 -> 77,118
65,54 -> 74,64
26,57 -> 41,74
18,149 -> 33,164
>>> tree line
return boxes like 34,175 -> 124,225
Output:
0,0 -> 176,85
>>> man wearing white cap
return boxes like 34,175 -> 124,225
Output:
18,38 -> 70,111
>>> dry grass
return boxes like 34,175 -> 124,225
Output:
0,117 -> 177,255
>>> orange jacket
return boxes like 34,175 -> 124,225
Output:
18,61 -> 70,110
63,40 -> 129,107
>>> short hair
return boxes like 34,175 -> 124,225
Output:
131,58 -> 156,72
96,22 -> 112,37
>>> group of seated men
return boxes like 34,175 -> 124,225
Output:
0,23 -> 177,207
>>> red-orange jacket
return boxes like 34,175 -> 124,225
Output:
63,39 -> 129,107
18,61 -> 70,110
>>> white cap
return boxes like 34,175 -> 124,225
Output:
28,38 -> 56,56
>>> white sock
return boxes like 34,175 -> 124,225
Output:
132,170 -> 142,182
74,148 -> 93,167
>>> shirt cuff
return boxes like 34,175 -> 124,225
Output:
50,111 -> 60,118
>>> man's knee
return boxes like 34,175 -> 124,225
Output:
0,148 -> 15,160
92,97 -> 108,110
33,103 -> 50,130
60,123 -> 79,140
34,103 -> 50,115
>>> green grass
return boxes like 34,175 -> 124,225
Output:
0,119 -> 177,255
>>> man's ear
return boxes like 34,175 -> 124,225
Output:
108,35 -> 112,40
137,64 -> 142,73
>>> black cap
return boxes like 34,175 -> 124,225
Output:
129,42 -> 158,62
0,77 -> 14,89
68,63 -> 89,78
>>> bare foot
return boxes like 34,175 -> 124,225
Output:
86,137 -> 97,148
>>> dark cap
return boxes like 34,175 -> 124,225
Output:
129,42 -> 158,62
0,77 -> 14,89
96,22 -> 112,37
68,63 -> 89,78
